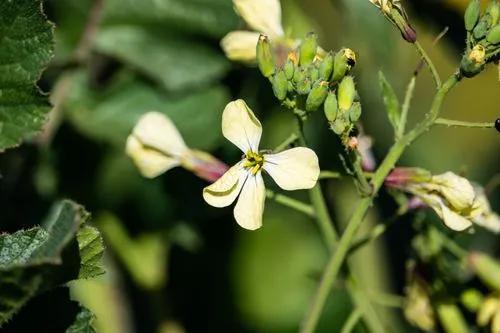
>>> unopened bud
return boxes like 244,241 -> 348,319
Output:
465,0 -> 481,31
331,118 -> 348,135
332,48 -> 356,82
257,35 -> 275,78
284,58 -> 295,80
324,92 -> 338,122
460,289 -> 484,312
299,32 -> 318,66
338,76 -> 356,110
184,150 -> 229,182
308,66 -> 319,82
487,25 -> 500,44
296,78 -> 312,95
349,102 -> 362,122
390,7 -> 417,43
461,45 -> 486,77
468,252 -> 500,292
272,70 -> 288,101
473,16 -> 492,40
319,52 -> 334,80
487,1 -> 500,25
435,302 -> 468,333
306,81 -> 329,112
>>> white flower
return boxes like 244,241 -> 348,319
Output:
221,0 -> 286,62
203,100 -> 320,230
126,112 -> 228,182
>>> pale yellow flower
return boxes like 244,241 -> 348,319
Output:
126,112 -> 227,182
368,0 -> 392,14
221,0 -> 285,62
478,294 -> 500,333
203,100 -> 320,230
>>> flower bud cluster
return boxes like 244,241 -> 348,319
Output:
461,0 -> 500,77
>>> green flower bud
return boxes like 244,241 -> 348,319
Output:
296,78 -> 312,95
435,302 -> 468,333
338,76 -> 356,110
293,67 -> 305,84
460,45 -> 486,77
331,118 -> 347,135
318,52 -> 334,80
460,289 -> 484,312
487,0 -> 500,25
256,35 -> 275,78
348,102 -> 362,122
306,81 -> 329,112
299,32 -> 318,66
487,24 -> 500,44
284,58 -> 295,80
287,81 -> 295,93
332,48 -> 356,82
272,70 -> 288,101
469,252 -> 500,292
308,66 -> 319,82
473,15 -> 492,40
465,0 -> 481,31
324,92 -> 338,122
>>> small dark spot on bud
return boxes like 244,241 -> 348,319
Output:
495,118 -> 500,132
347,58 -> 356,67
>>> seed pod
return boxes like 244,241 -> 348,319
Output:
332,48 -> 356,82
487,24 -> 500,44
465,0 -> 481,31
272,70 -> 288,101
299,32 -> 318,66
296,78 -> 312,95
338,76 -> 356,110
284,58 -> 295,80
256,35 -> 275,77
348,102 -> 362,122
319,52 -> 334,80
469,252 -> 500,292
473,16 -> 492,40
487,0 -> 500,25
324,92 -> 338,122
306,81 -> 329,112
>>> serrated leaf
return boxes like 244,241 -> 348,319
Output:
0,0 -> 54,151
77,226 -> 105,279
94,26 -> 230,92
64,71 -> 229,150
102,0 -> 238,38
0,200 -> 104,326
66,306 -> 97,333
378,71 -> 401,134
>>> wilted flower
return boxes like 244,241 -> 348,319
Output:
126,112 -> 228,182
368,0 -> 417,43
221,0 -> 291,62
404,272 -> 436,331
386,168 -> 500,232
203,100 -> 320,230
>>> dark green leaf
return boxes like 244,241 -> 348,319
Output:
378,71 -> 400,133
0,0 -> 54,151
94,26 -> 230,92
66,306 -> 97,333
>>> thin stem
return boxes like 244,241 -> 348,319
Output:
319,171 -> 342,180
300,74 -> 460,333
397,76 -> 416,138
340,309 -> 362,333
368,291 -> 405,308
273,133 -> 299,152
414,41 -> 442,88
348,215 -> 400,254
266,190 -> 315,218
348,278 -> 386,333
434,118 -> 495,129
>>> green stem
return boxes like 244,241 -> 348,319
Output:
340,309 -> 362,333
274,133 -> 299,152
266,190 -> 315,218
397,76 -> 416,138
348,215 -> 399,254
415,41 -> 441,88
347,278 -> 386,333
300,73 -> 460,333
319,171 -> 342,180
434,118 -> 495,129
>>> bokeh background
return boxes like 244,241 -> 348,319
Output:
0,0 -> 498,332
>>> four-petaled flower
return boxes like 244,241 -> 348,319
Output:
126,112 -> 228,182
221,0 -> 288,62
203,100 -> 320,230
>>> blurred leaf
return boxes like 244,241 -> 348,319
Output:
0,200 -> 104,325
95,26 -> 229,92
65,71 -> 229,150
102,0 -> 238,38
0,0 -> 54,151
378,71 -> 401,134
66,306 -> 97,333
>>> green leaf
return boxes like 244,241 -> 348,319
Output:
64,71 -> 229,150
102,0 -> 238,38
0,0 -> 54,151
77,226 -> 105,279
66,306 -> 97,333
94,26 -> 230,92
378,71 -> 401,133
0,200 -> 104,326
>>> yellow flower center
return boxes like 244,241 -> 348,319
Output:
243,150 -> 264,175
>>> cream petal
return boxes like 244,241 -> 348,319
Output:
203,162 -> 248,208
126,136 -> 180,178
419,193 -> 472,232
222,100 -> 262,153
430,172 -> 475,211
263,147 -> 320,190
233,0 -> 284,37
132,112 -> 188,158
233,172 -> 266,230
221,31 -> 260,62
